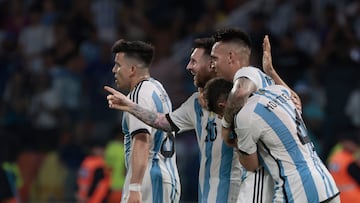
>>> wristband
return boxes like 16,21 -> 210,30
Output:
129,183 -> 142,192
221,118 -> 231,129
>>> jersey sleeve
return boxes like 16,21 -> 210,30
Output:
233,66 -> 274,89
235,109 -> 260,155
127,88 -> 155,137
167,93 -> 198,133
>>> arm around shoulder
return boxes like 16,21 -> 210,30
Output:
237,151 -> 259,172
221,125 -> 237,147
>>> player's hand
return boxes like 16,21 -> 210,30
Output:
127,191 -> 142,203
262,35 -> 274,76
104,86 -> 133,111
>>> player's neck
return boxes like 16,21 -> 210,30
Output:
130,74 -> 150,90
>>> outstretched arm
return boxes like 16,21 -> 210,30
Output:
262,35 -> 302,111
104,86 -> 173,132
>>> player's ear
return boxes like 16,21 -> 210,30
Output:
129,64 -> 137,77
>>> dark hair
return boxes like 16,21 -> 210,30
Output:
204,77 -> 233,113
112,39 -> 155,67
212,28 -> 252,48
192,37 -> 215,56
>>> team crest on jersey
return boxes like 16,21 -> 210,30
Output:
159,94 -> 168,103
257,89 -> 266,95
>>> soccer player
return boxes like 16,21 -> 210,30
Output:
204,78 -> 340,203
107,37 -> 245,202
105,35 -> 286,202
110,39 -> 180,203
210,28 -> 301,146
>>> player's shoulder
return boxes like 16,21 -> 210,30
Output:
176,92 -> 199,109
137,78 -> 166,94
233,66 -> 261,82
189,92 -> 200,100
233,66 -> 259,87
263,85 -> 291,95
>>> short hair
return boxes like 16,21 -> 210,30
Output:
212,28 -> 252,49
204,77 -> 233,113
112,39 -> 155,67
192,37 -> 215,56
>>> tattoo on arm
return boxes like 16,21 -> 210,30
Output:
223,78 -> 256,124
129,104 -> 173,132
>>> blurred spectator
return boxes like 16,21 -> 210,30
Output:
318,20 -> 359,158
2,69 -> 31,128
27,72 -> 61,130
104,125 -> 125,203
0,133 -> 23,203
328,130 -> 360,203
266,0 -> 295,38
345,81 -> 360,128
0,31 -> 23,97
18,5 -> 54,74
59,122 -> 89,202
272,32 -> 311,87
79,28 -> 101,66
76,137 -> 110,203
67,0 -> 95,46
91,0 -> 119,43
29,149 -> 67,202
52,52 -> 85,123
3,0 -> 27,38
248,11 -> 271,66
52,20 -> 76,64
0,166 -> 16,203
294,81 -> 324,156
41,0 -> 59,26
292,6 -> 321,57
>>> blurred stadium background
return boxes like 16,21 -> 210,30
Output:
0,0 -> 359,202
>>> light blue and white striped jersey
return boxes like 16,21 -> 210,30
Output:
121,78 -> 180,203
233,66 -> 275,87
168,93 -> 244,202
235,85 -> 339,203
168,95 -> 274,203
167,66 -> 275,203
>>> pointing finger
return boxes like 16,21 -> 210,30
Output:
104,86 -> 118,94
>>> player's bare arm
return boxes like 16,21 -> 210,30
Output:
129,133 -> 150,203
237,151 -> 259,172
221,78 -> 256,148
262,35 -> 302,111
104,86 -> 173,132
223,78 -> 257,124
221,127 -> 236,147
